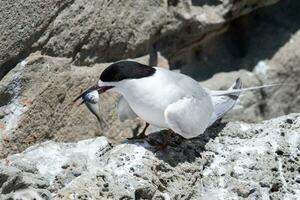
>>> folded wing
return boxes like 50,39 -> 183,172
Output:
164,96 -> 214,139
117,96 -> 138,122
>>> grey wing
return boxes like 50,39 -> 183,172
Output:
164,96 -> 214,139
208,78 -> 242,125
175,71 -> 211,98
117,96 -> 138,122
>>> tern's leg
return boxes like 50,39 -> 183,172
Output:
137,122 -> 149,138
127,123 -> 149,140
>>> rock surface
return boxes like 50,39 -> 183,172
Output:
219,28 -> 300,124
0,52 -> 146,158
0,50 -> 171,158
0,0 -> 278,73
170,0 -> 300,80
0,0 -> 74,78
0,113 -> 299,199
254,30 -> 300,120
1,1 -> 300,199
1,0 -> 294,158
2,27 -> 300,157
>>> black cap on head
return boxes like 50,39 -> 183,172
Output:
100,61 -> 156,82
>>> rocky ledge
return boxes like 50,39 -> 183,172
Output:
0,113 -> 299,200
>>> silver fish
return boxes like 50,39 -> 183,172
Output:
74,87 -> 106,126
83,90 -> 101,121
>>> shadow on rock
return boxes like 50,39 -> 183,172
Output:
125,122 -> 226,167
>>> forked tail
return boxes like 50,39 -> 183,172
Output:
208,78 -> 242,125
210,82 -> 282,97
208,78 -> 286,126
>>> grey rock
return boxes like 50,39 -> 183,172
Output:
0,0 -> 74,78
4,135 -> 111,186
0,165 -> 21,189
0,137 -> 110,199
0,53 -> 143,158
1,113 -> 299,199
169,0 -> 300,81
254,30 -> 300,120
0,0 -> 279,73
0,0 -> 291,158
167,0 -> 300,123
40,0 -> 278,65
0,163 -> 50,199
195,8 -> 300,123
13,189 -> 48,200
0,109 -> 6,119
200,26 -> 300,124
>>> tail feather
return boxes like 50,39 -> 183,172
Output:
208,78 -> 242,126
210,82 -> 282,97
227,77 -> 242,99
208,79 -> 290,126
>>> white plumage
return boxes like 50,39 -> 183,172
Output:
117,96 -> 137,122
115,72 -> 242,138
101,67 -> 238,139
77,60 -> 280,139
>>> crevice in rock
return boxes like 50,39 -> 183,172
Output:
0,0 -> 76,81
1,176 -> 27,194
0,92 -> 13,107
191,0 -> 222,7
258,88 -> 268,119
71,28 -> 94,64
169,0 -> 300,81
167,0 -> 179,7
0,54 -> 27,82
285,80 -> 300,114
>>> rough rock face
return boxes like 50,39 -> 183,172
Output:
40,0 -> 279,65
0,0 -> 292,158
171,0 -> 300,81
0,50 -> 171,158
2,27 -> 300,157
0,53 -> 145,158
0,0 -> 278,73
0,0 -> 74,78
210,28 -> 300,123
1,1 -> 300,199
0,113 -> 299,199
254,30 -> 300,120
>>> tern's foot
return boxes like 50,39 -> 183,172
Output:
127,132 -> 147,140
150,129 -> 173,152
153,142 -> 169,153
127,123 -> 149,140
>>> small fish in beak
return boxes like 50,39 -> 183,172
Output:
73,86 -> 108,127
82,90 -> 101,121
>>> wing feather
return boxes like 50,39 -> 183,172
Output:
164,96 -> 213,139
117,96 -> 138,122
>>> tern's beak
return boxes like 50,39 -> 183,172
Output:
73,85 -> 114,104
96,85 -> 115,94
